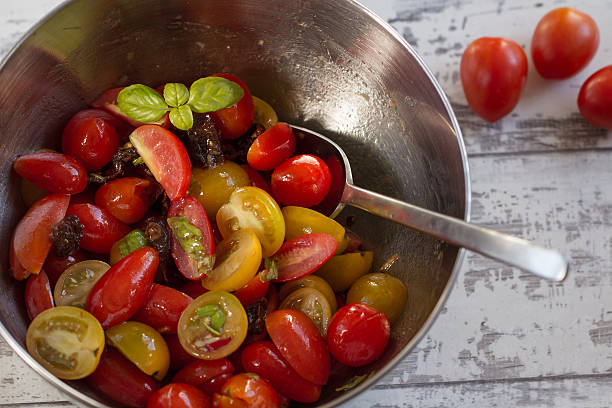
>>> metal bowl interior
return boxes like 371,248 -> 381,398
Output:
0,0 -> 469,406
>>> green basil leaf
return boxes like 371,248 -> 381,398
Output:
188,77 -> 244,113
169,105 -> 194,130
117,84 -> 169,123
164,83 -> 190,107
197,305 -> 220,317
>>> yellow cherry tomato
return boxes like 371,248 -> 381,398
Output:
217,186 -> 285,258
282,206 -> 345,253
105,321 -> 170,380
26,306 -> 105,380
279,275 -> 337,313
252,96 -> 278,129
315,251 -> 373,292
347,272 -> 408,324
54,260 -> 110,308
280,287 -> 332,336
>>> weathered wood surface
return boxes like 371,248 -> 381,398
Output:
1,0 -> 611,406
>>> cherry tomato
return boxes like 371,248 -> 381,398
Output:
280,288 -> 332,336
578,65 -> 612,130
62,109 -> 120,171
532,8 -> 599,79
168,195 -> 215,280
210,74 -> 255,140
24,270 -> 54,320
26,306 -> 104,379
282,206 -> 345,252
88,347 -> 158,408
216,186 -> 285,258
165,334 -> 196,372
212,394 -> 248,408
271,233 -> 337,283
130,125 -> 191,201
172,359 -> 235,386
133,284 -> 193,334
241,341 -> 322,403
9,237 -> 30,281
327,303 -> 390,367
233,272 -> 271,307
12,194 -> 70,274
198,373 -> 233,395
222,373 -> 279,408
312,154 -> 345,216
271,154 -> 332,207
247,123 -> 296,171
460,37 -> 528,122
42,249 -> 87,288
91,87 -> 170,128
54,260 -> 110,308
347,272 -> 408,324
147,383 -> 211,408
241,165 -> 272,195
87,247 -> 158,328
95,177 -> 157,224
315,251 -> 373,292
265,309 -> 330,385
66,203 -> 131,254
13,152 -> 87,194
252,96 -> 278,129
279,275 -> 337,313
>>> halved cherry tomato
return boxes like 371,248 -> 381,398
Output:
66,203 -> 131,254
271,233 -> 337,283
247,122 -> 296,171
91,87 -> 170,128
217,187 -> 285,258
62,109 -> 120,171
54,260 -> 110,308
42,249 -> 87,287
210,74 -> 255,140
265,309 -> 330,385
87,247 -> 158,328
241,165 -> 272,195
178,291 -> 248,360
279,275 -> 337,313
578,65 -> 612,130
12,194 -> 70,274
327,303 -> 390,367
173,358 -> 235,386
198,372 -> 233,395
212,393 -> 248,408
147,383 -> 211,408
282,206 -> 345,252
88,347 -> 158,408
24,270 -> 54,320
13,152 -> 87,194
168,195 -> 215,280
165,333 -> 196,372
314,251 -> 373,292
241,341 -> 322,403
130,125 -> 191,201
26,306 -> 104,379
271,154 -> 332,207
252,96 -> 278,129
233,272 -> 271,307
280,287 -> 332,336
95,177 -> 157,224
133,284 -> 193,334
221,373 -> 279,408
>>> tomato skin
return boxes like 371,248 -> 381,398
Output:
147,383 -> 211,408
241,341 -> 322,403
133,284 -> 193,334
271,154 -> 332,207
212,394 -> 248,408
13,152 -> 88,194
210,74 -> 255,140
165,334 -> 196,372
198,373 -> 233,395
13,194 -> 70,274
532,8 -> 599,79
578,65 -> 612,130
95,177 -> 156,224
247,123 -> 296,171
233,273 -> 271,307
272,233 -> 338,282
88,348 -> 158,408
327,303 -> 390,367
66,203 -> 131,254
241,165 -> 272,195
265,309 -> 330,385
87,247 -> 158,328
42,249 -> 87,287
24,270 -> 54,320
222,373 -> 280,408
172,359 -> 235,387
460,37 -> 528,122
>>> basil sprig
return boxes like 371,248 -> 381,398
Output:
117,76 -> 244,130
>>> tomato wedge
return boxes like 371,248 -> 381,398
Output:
9,237 -> 30,281
13,152 -> 88,194
130,125 -> 191,201
271,233 -> 337,282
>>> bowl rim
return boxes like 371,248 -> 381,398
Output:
0,0 -> 471,406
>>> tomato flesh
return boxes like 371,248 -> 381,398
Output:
133,284 -> 193,334
95,177 -> 157,224
25,270 -> 54,320
147,383 -> 211,408
13,152 -> 88,194
271,233 -> 337,282
247,122 -> 296,171
222,373 -> 279,408
66,203 -> 131,254
578,65 -> 612,130
210,74 -> 255,140
271,154 -> 332,207
53,260 -> 110,308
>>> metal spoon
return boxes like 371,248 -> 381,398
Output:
290,124 -> 568,282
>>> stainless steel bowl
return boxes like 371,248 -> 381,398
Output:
0,0 -> 469,406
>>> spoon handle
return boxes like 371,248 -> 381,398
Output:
342,184 -> 568,281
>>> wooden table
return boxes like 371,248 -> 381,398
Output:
2,0 -> 611,406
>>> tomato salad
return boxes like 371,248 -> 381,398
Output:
10,74 -> 408,408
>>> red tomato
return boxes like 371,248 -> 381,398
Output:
42,250 -> 87,287
91,87 -> 170,128
9,238 -> 30,281
212,394 -> 248,408
271,154 -> 331,207
241,341 -> 322,403
13,152 -> 88,194
88,348 -> 158,408
210,74 -> 255,140
247,123 -> 296,171
222,373 -> 279,408
233,272 -> 271,307
578,65 -> 612,130
166,334 -> 196,372
313,155 -> 345,215
66,203 -> 131,254
271,233 -> 337,282
172,359 -> 235,387
167,195 -> 215,280
95,177 -> 157,224
179,280 -> 209,299
12,194 -> 70,274
327,303 -> 390,367
147,383 -> 211,408
24,270 -> 54,320
265,309 -> 330,385
87,247 -> 158,328
133,284 -> 193,334
198,373 -> 232,396
130,125 -> 191,201
532,8 -> 599,79
460,37 -> 528,122
62,109 -> 120,171
241,165 -> 272,195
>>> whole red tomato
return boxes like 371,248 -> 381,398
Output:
532,7 -> 599,79
578,65 -> 612,130
247,122 -> 296,171
221,373 -> 279,408
172,359 -> 235,387
13,152 -> 88,194
271,154 -> 332,207
24,270 -> 54,320
460,37 -> 528,122
132,284 -> 193,334
95,177 -> 157,224
147,383 -> 211,408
